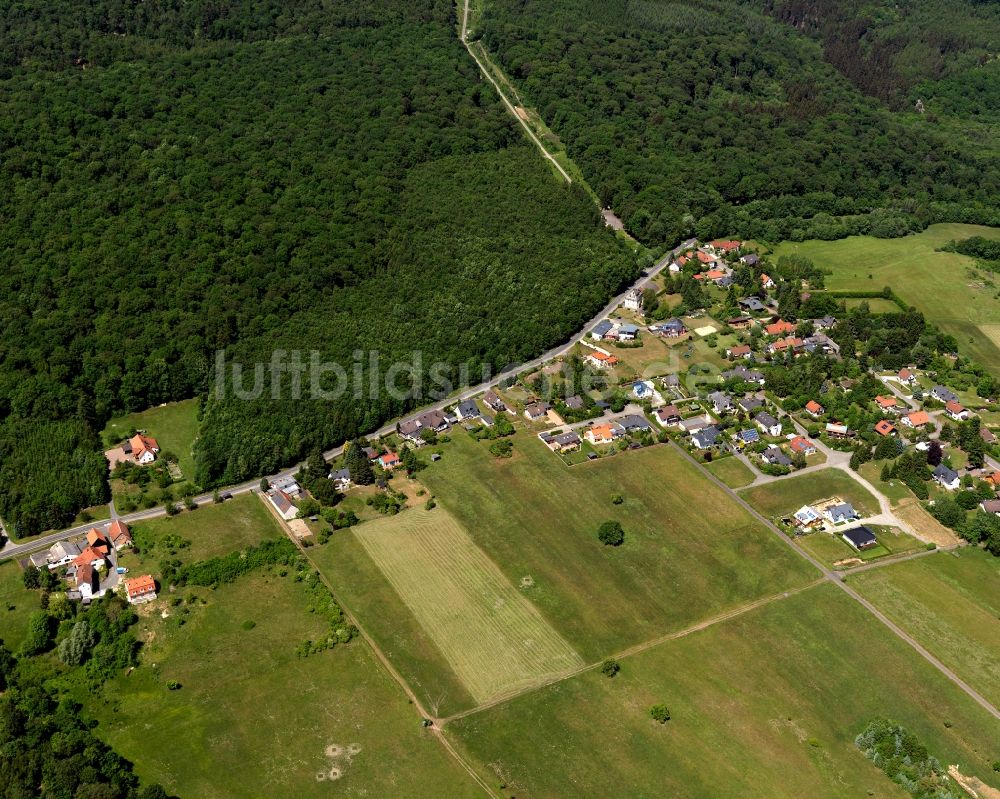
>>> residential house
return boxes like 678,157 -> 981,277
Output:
564,394 -> 585,410
633,381 -> 654,400
655,405 -> 681,426
897,367 -> 916,385
708,391 -> 733,415
524,401 -> 552,421
696,250 -> 718,265
721,366 -> 765,385
71,546 -> 107,572
813,316 -> 837,331
902,410 -> 932,428
75,563 -> 99,601
617,323 -> 640,342
874,420 -> 896,437
765,320 -> 796,337
591,320 -> 614,340
678,415 -> 711,434
272,476 -> 302,497
740,253 -> 759,266
585,423 -> 620,445
329,468 -> 352,491
86,528 -> 112,555
739,297 -> 767,314
875,395 -> 901,414
268,489 -> 298,520
726,344 -> 752,359
762,446 -> 792,467
108,521 -> 131,551
754,411 -> 782,437
842,526 -> 878,551
540,430 -> 582,453
982,427 -> 998,445
805,400 -> 824,417
378,451 -> 402,471
761,274 -> 776,289
29,552 -> 49,570
727,316 -> 753,331
803,334 -> 840,356
789,436 -> 816,455
691,425 -> 721,450
979,498 -> 1000,515
709,239 -> 741,255
129,433 -> 159,465
735,428 -> 760,447
793,505 -> 822,529
825,422 -> 851,439
622,288 -> 643,312
658,318 -> 687,338
618,414 -> 652,434
585,351 -> 619,370
931,385 -> 959,404
662,374 -> 681,391
397,409 -> 450,443
484,390 -> 508,413
739,396 -> 765,414
825,503 -> 858,525
945,400 -> 970,421
124,574 -> 157,604
932,464 -> 961,490
767,336 -> 804,356
454,399 -> 481,422
47,541 -> 81,568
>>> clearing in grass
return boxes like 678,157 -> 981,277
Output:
852,548 -> 1000,709
739,468 -> 879,519
446,583 -> 1000,799
89,571 -> 485,799
102,398 -> 200,482
350,507 -> 584,704
419,433 -> 817,660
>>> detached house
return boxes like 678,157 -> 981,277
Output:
585,423 -> 620,445
754,411 -> 782,437
378,451 -> 402,471
658,318 -> 687,338
708,391 -> 733,416
789,436 -> 816,455
484,390 -> 508,413
843,526 -> 878,551
586,351 -> 619,370
945,401 -> 970,421
622,288 -> 643,312
108,520 -> 132,550
454,399 -> 482,422
765,320 -> 796,337
727,316 -> 753,332
124,574 -> 157,604
875,395 -> 901,414
932,464 -> 961,491
329,468 -> 352,492
903,410 -> 931,428
825,503 -> 858,525
591,320 -> 614,340
128,433 -> 159,465
524,401 -> 552,422
898,367 -> 916,385
931,385 -> 959,404
874,420 -> 896,437
726,344 -> 753,360
268,489 -> 298,520
762,446 -> 792,467
691,426 -> 721,450
655,405 -> 681,426
805,400 -> 824,417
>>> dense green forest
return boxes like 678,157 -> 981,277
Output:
0,0 -> 636,533
474,0 -> 1000,244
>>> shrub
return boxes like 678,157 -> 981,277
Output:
600,658 -> 620,678
166,680 -> 181,690
488,439 -> 514,458
241,620 -> 256,630
649,704 -> 671,724
597,520 -> 625,546
611,494 -> 624,505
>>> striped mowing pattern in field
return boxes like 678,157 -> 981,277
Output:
353,507 -> 584,702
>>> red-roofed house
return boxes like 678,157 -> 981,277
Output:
898,367 -> 915,385
765,320 -> 796,336
874,420 -> 896,437
726,344 -> 752,359
789,436 -> 817,455
709,240 -> 741,253
124,574 -> 157,604
129,433 -> 159,465
805,400 -> 824,417
109,520 -> 132,550
945,400 -> 970,421
875,395 -> 901,413
696,251 -> 718,265
584,423 -> 618,445
902,410 -> 931,428
75,563 -> 99,600
761,273 -> 775,289
86,528 -> 112,555
378,451 -> 402,470
586,351 -> 619,370
72,546 -> 107,571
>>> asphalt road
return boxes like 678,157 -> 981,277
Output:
1,240 -> 692,563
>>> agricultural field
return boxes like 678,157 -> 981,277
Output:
122,493 -> 283,571
91,571 -> 485,799
418,433 -> 817,660
852,549 -> 1000,708
350,507 -> 583,704
704,456 -> 755,489
446,584 -> 1000,799
773,224 -> 1000,374
102,399 -> 200,483
739,469 -> 879,519
0,559 -> 34,650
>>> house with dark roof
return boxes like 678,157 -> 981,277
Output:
736,428 -> 759,446
813,315 -> 837,331
454,399 -> 481,422
564,395 -> 585,410
524,401 -> 552,421
825,502 -> 858,525
932,464 -> 960,490
484,390 -> 508,413
618,414 -> 652,433
708,391 -> 733,415
739,396 -> 765,414
762,446 -> 792,467
591,320 -> 614,340
657,318 -> 687,338
738,297 -> 767,314
842,526 -> 878,551
655,405 -> 681,426
754,411 -> 782,437
268,489 -> 298,520
328,467 -> 352,491
931,385 -> 959,404
691,425 -> 721,450
721,366 -> 765,385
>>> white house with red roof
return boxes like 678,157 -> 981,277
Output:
124,574 -> 157,604
128,433 -> 160,464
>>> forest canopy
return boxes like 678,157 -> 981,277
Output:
0,0 -> 636,534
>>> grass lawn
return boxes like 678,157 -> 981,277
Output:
446,584 -> 1000,799
894,499 -> 962,548
773,224 -> 1000,374
704,456 -> 755,488
841,297 -> 901,313
418,433 -> 817,661
797,526 -> 924,569
121,493 -> 283,572
739,469 -> 879,519
0,560 -> 35,650
859,460 -> 912,506
91,571 -> 485,799
347,507 -> 583,704
852,548 -> 1000,709
102,399 -> 200,484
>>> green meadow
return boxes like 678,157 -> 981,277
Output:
739,469 -> 879,519
102,399 -> 201,483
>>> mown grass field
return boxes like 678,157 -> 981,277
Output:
739,469 -> 879,519
122,493 -> 283,572
852,548 -> 1000,708
102,398 -> 200,483
0,560 -> 34,650
351,507 -> 583,704
446,584 -> 1000,799
797,526 -> 924,568
704,456 -> 755,488
418,433 -> 817,660
773,224 -> 1000,374
92,572 -> 485,799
